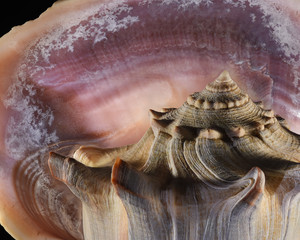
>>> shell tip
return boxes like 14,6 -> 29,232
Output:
205,70 -> 239,93
216,70 -> 232,83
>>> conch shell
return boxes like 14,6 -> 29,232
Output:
2,0 -> 300,238
48,71 -> 300,240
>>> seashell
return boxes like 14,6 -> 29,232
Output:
1,0 -> 300,239
47,71 -> 300,240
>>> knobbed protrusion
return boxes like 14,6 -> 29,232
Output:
187,95 -> 196,106
263,109 -> 275,118
198,128 -> 223,139
149,109 -> 166,119
212,101 -> 227,109
161,107 -> 176,113
151,119 -> 173,129
226,126 -> 246,138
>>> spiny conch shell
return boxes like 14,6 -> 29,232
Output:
48,71 -> 300,240
2,0 -> 300,239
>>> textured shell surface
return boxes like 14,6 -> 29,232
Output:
49,71 -> 300,240
1,0 -> 300,239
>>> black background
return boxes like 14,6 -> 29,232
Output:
0,1 -> 56,239
0,1 -> 56,37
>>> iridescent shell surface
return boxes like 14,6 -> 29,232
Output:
1,0 -> 300,239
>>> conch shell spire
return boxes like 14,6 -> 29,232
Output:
205,70 -> 240,93
216,70 -> 231,82
47,71 -> 300,240
187,71 -> 248,109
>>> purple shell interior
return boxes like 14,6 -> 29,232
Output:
1,0 -> 300,239
3,0 -> 300,161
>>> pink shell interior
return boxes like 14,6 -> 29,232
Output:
1,0 -> 300,239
